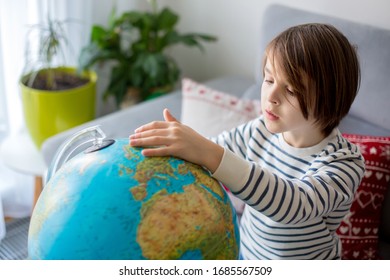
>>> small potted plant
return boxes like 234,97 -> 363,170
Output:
20,13 -> 97,148
78,0 -> 217,108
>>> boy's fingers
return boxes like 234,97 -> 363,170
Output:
130,127 -> 170,140
129,135 -> 169,147
134,109 -> 178,133
141,146 -> 172,157
134,121 -> 168,133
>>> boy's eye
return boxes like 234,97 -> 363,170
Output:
264,79 -> 274,84
286,87 -> 295,96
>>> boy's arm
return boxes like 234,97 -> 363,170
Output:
213,145 -> 365,225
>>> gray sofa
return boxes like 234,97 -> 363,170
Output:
41,4 -> 390,259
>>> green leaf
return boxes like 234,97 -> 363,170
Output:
105,64 -> 130,104
119,11 -> 143,26
144,54 -> 160,77
108,5 -> 117,29
191,33 -> 218,42
157,8 -> 178,31
129,66 -> 142,87
78,42 -> 123,71
90,25 -> 107,42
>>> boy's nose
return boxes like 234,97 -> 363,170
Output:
267,87 -> 280,105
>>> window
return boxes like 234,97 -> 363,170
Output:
0,37 -> 8,141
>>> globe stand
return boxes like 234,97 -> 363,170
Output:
46,125 -> 115,184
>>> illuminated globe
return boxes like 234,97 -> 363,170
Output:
28,139 -> 240,259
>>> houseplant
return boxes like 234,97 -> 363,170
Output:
20,13 -> 97,148
78,0 -> 217,107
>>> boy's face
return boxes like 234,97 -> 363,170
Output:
261,58 -> 323,148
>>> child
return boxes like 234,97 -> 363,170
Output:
129,23 -> 365,260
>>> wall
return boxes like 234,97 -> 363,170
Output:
93,0 -> 390,84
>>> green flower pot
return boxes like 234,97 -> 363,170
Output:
20,67 -> 97,148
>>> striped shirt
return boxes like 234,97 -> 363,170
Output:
211,116 -> 365,259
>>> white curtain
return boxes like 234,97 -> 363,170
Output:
0,0 -> 93,243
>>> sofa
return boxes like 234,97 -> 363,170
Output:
41,4 -> 390,259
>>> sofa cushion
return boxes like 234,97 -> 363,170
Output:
339,115 -> 390,136
242,82 -> 262,100
336,134 -> 390,259
180,78 -> 261,137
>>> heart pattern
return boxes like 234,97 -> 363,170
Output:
356,191 -> 385,210
341,225 -> 379,237
363,170 -> 388,181
336,134 -> 390,260
376,172 -> 383,180
373,194 -> 384,210
356,191 -> 372,209
353,251 -> 360,258
364,170 -> 372,178
352,227 -> 361,235
339,226 -> 348,234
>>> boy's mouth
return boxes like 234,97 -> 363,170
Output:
265,109 -> 279,121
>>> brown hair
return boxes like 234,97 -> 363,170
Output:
263,23 -> 361,136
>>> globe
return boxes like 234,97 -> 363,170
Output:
28,139 -> 240,259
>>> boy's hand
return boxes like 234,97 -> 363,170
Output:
129,109 -> 223,173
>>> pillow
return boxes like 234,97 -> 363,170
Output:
336,134 -> 390,259
180,78 -> 261,137
180,78 -> 262,214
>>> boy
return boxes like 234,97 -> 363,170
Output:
129,23 -> 365,259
